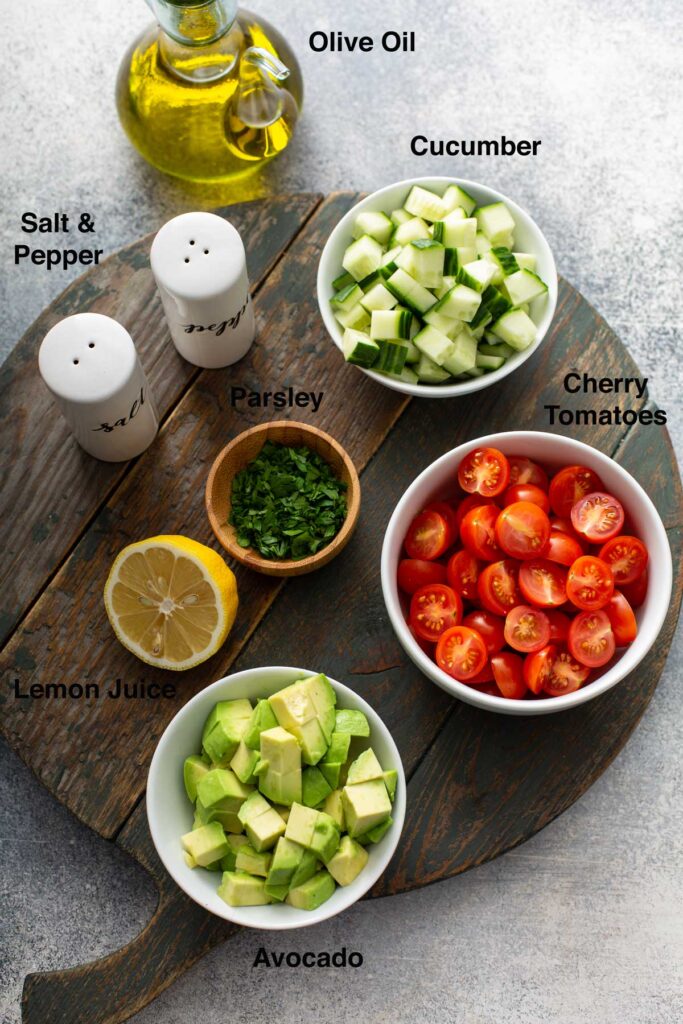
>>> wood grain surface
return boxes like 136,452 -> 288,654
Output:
1,193 -> 680,1024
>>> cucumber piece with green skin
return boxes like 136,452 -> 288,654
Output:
359,281 -> 398,312
358,270 -> 382,290
330,282 -> 364,312
385,268 -> 436,317
479,340 -> 515,359
390,208 -> 412,227
470,285 -> 511,329
332,271 -> 354,291
475,202 -> 516,245
443,248 -> 459,276
379,364 -> 419,385
434,283 -> 481,323
381,246 -> 402,269
370,308 -> 412,340
513,252 -> 537,272
456,245 -> 477,267
441,214 -> 477,249
457,260 -> 496,293
416,353 -> 451,384
435,275 -> 457,299
414,325 -> 455,366
442,183 -> 477,216
464,366 -> 486,378
403,185 -> 448,223
431,221 -> 444,242
403,339 -> 421,364
396,239 -> 444,289
422,307 -> 463,339
392,217 -> 430,246
441,329 -> 477,376
352,210 -> 393,245
490,308 -> 537,350
504,269 -> 548,305
342,329 -> 380,368
490,246 -> 520,277
334,302 -> 370,331
342,234 -> 384,282
375,340 -> 408,375
475,231 -> 492,256
476,352 -> 505,370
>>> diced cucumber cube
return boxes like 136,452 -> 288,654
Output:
434,283 -> 482,323
476,352 -> 505,370
441,184 -> 477,216
404,339 -> 421,363
414,325 -> 455,366
440,213 -> 477,248
465,366 -> 486,378
330,283 -> 364,312
360,282 -> 398,312
416,353 -> 451,384
457,260 -> 496,294
504,269 -> 548,305
475,231 -> 492,256
456,246 -> 477,266
490,308 -> 537,350
396,239 -> 444,289
375,340 -> 408,375
423,307 -> 464,339
352,210 -> 393,245
370,308 -> 412,340
393,217 -> 431,246
390,208 -> 412,227
379,364 -> 419,385
442,329 -> 477,376
481,253 -> 504,286
435,275 -> 457,299
404,185 -> 448,222
381,246 -> 402,269
332,271 -> 354,291
490,247 -> 520,277
513,252 -> 537,272
385,268 -> 436,316
334,302 -> 370,331
342,329 -> 379,368
342,235 -> 384,282
480,340 -> 515,359
475,203 -> 516,245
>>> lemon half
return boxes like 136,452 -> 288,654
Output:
104,535 -> 238,671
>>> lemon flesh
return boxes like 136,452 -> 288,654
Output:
104,535 -> 238,671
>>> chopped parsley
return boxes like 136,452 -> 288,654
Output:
230,441 -> 348,560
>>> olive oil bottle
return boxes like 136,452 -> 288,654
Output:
116,0 -> 303,182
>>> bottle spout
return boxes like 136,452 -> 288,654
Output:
242,46 -> 291,83
145,0 -> 237,45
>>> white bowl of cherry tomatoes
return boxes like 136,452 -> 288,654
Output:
381,431 -> 672,715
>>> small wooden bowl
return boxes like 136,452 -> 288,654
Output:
205,421 -> 361,577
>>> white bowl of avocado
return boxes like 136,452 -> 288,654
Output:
147,667 -> 406,929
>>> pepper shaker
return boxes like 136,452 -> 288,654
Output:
150,211 -> 256,369
38,313 -> 159,462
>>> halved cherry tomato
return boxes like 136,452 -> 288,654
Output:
462,609 -> 506,655
566,556 -> 614,610
477,560 -> 521,615
436,625 -> 488,681
495,501 -> 551,560
491,651 -> 527,699
502,483 -> 550,513
409,584 -> 462,642
599,535 -> 648,585
549,465 -> 604,517
571,492 -> 625,543
518,559 -> 568,608
453,494 -> 498,532
550,516 -> 588,548
546,609 -> 571,643
504,605 -> 551,653
569,610 -> 615,668
457,447 -> 510,497
466,661 -> 495,685
398,559 -> 448,595
446,549 -> 482,601
524,644 -> 558,694
545,531 -> 584,566
507,456 -> 549,491
621,568 -> 648,608
405,509 -> 450,560
606,591 -> 638,645
460,504 -> 501,561
424,501 -> 459,546
542,647 -> 590,697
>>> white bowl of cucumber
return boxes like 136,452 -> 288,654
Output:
317,177 -> 557,397
147,666 -> 405,929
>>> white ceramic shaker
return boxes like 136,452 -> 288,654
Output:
150,211 -> 255,369
38,312 -> 159,462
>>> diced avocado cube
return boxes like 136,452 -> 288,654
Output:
284,802 -> 318,847
195,798 -> 242,835
264,881 -> 289,902
267,837 -> 305,887
326,835 -> 369,887
181,822 -> 229,867
325,731 -> 353,761
346,748 -> 383,785
269,675 -> 336,765
183,755 -> 210,803
230,740 -> 260,785
218,871 -> 271,907
285,803 -> 340,863
322,789 -> 346,830
319,762 -> 343,789
196,769 -> 253,814
383,770 -> 398,801
238,792 -> 286,852
257,727 -> 302,806
302,767 -> 333,808
243,699 -> 279,750
289,849 -> 319,890
202,699 -> 253,765
334,710 -> 370,738
342,779 -> 392,839
310,813 -> 341,863
184,852 -> 197,869
357,816 -> 393,846
235,843 -> 272,878
273,804 -> 291,823
220,833 -> 249,870
286,870 -> 336,911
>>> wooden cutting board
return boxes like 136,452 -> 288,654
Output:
0,193 -> 680,1024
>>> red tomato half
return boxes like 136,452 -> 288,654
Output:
446,549 -> 482,601
495,501 -> 551,560
606,591 -> 638,646
569,610 -> 616,668
466,661 -> 495,685
571,492 -> 625,543
566,556 -> 614,610
409,584 -> 462,642
457,447 -> 510,497
502,483 -> 550,513
546,609 -> 571,643
477,560 -> 521,615
436,625 -> 488,681
542,647 -> 590,697
398,559 -> 447,595
599,535 -> 648,585
524,644 -> 558,694
550,517 -> 588,548
549,465 -> 604,517
453,494 -> 498,532
545,531 -> 584,567
507,456 -> 549,491
518,559 -> 568,608
504,605 -> 551,653
621,569 -> 648,608
460,504 -> 501,561
491,651 -> 527,699
424,501 -> 459,546
462,610 -> 506,656
405,509 -> 450,560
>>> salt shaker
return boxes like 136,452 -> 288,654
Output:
38,313 -> 159,462
150,211 -> 256,369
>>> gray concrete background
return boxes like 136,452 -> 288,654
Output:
1,1 -> 681,1022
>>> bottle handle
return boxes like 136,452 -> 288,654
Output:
231,46 -> 292,129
